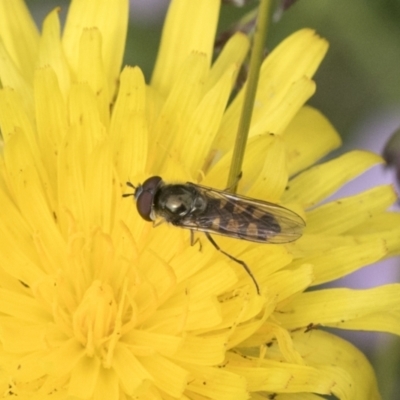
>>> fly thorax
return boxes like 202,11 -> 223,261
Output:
157,185 -> 203,220
165,193 -> 191,215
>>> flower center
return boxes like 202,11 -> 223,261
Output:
72,281 -> 119,360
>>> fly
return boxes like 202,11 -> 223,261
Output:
123,176 -> 305,294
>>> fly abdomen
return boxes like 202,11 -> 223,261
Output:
201,198 -> 281,242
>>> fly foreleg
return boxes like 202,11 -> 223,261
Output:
190,230 -> 202,251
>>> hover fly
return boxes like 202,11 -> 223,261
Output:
123,176 -> 305,293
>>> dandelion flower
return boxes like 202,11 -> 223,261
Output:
0,0 -> 399,399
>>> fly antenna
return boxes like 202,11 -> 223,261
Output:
122,181 -> 136,198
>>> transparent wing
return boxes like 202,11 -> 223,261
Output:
178,184 -> 305,244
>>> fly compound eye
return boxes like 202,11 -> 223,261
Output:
135,176 -> 162,221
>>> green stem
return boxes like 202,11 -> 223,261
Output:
227,0 -> 272,192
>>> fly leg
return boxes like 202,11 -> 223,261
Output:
152,220 -> 165,228
204,232 -> 260,294
190,230 -> 202,251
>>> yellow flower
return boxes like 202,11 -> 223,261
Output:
0,0 -> 399,399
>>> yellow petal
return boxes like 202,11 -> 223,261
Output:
0,318 -> 48,352
68,82 -> 106,147
245,133 -> 288,202
41,338 -> 84,377
226,352 -> 338,396
173,334 -> 227,365
62,0 -> 128,95
3,135 -> 65,260
284,106 -> 342,176
290,239 -> 387,285
185,297 -> 223,331
206,32 -> 249,93
4,126 -> 54,218
204,133 -> 287,197
268,395 -> 325,400
0,41 -> 33,112
282,150 -> 383,208
216,292 -> 267,332
137,249 -> 177,304
139,354 -> 188,398
291,330 -> 381,400
179,66 -> 234,180
262,322 -> 305,364
169,241 -> 214,283
149,52 -> 208,172
306,185 -> 396,235
287,233 -> 358,259
93,367 -> 119,400
188,260 -> 238,298
34,67 -> 68,186
0,88 -> 34,144
110,66 -> 148,180
69,354 -> 101,398
251,76 -> 316,137
38,9 -> 71,98
0,183 -> 45,285
339,311 -> 400,336
349,213 -> 400,255
350,211 -> 400,233
0,0 -> 39,81
123,329 -> 182,357
215,29 -> 328,154
4,351 -> 49,383
185,363 -> 248,400
238,245 -> 293,281
58,83 -> 106,226
151,0 -> 219,97
77,28 -> 110,127
276,284 -> 400,336
84,142 -> 114,231
57,124 -> 87,227
266,264 -> 314,304
112,344 -> 153,394
227,314 -> 268,350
